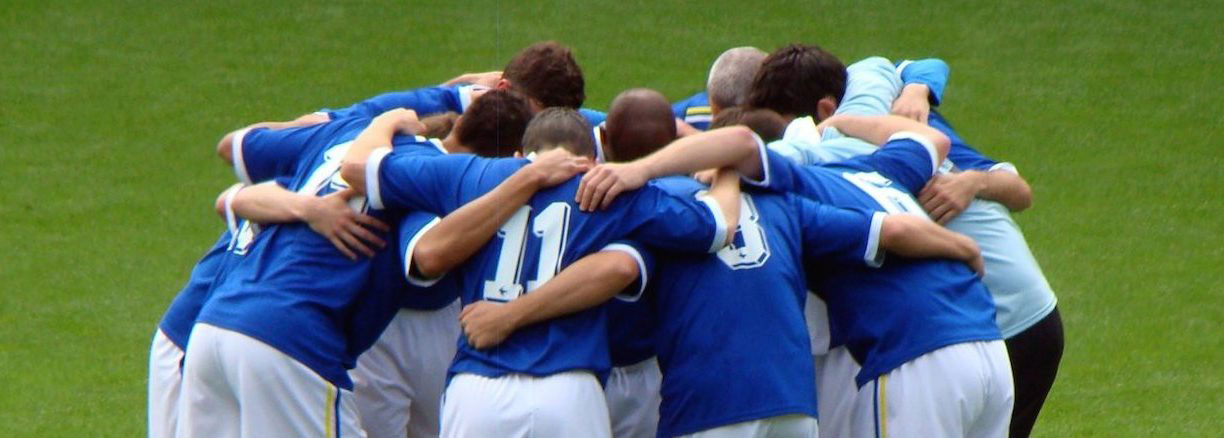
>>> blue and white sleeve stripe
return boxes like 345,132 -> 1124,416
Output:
365,148 -> 392,211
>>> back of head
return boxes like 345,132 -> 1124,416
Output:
454,89 -> 534,158
706,47 -> 767,111
521,107 -> 595,158
503,41 -> 586,109
605,88 -> 677,162
746,44 -> 846,118
710,106 -> 788,143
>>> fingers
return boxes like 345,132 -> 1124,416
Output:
345,221 -> 386,249
586,176 -> 616,212
577,168 -> 607,211
599,183 -> 624,210
459,303 -> 476,320
328,235 -> 358,261
338,228 -> 377,258
353,214 -> 390,232
928,202 -> 953,225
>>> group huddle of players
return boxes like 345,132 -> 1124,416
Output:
149,41 -> 1066,438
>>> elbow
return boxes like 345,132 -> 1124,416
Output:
340,161 -> 367,194
608,253 -> 642,286
928,131 -> 951,163
412,242 -> 447,280
878,215 -> 910,251
214,191 -> 229,220
1008,181 -> 1033,212
217,131 -> 236,164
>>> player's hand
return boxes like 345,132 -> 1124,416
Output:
375,108 -> 426,135
442,70 -> 503,88
576,162 -> 650,211
958,234 -> 986,277
919,172 -> 983,224
459,301 -> 518,349
303,188 -> 390,260
527,148 -> 593,188
692,169 -> 718,185
891,84 -> 931,123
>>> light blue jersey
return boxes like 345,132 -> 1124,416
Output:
366,151 -> 729,382
769,56 -> 1057,338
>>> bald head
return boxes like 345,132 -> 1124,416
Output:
605,88 -> 677,162
706,47 -> 767,112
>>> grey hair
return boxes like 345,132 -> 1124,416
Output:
706,47 -> 768,109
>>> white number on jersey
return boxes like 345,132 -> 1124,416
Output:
482,202 -> 572,302
717,194 -> 771,270
841,171 -> 926,216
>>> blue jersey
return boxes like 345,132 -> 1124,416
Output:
601,241 -> 659,368
395,211 -> 462,310
366,151 -> 729,381
672,92 -> 712,131
650,186 -> 886,437
324,85 -> 482,121
197,118 -> 443,389
754,133 -> 1001,387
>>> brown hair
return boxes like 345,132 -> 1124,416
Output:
710,106 -> 788,143
521,107 -> 595,158
503,41 -> 586,109
747,44 -> 846,118
454,89 -> 534,158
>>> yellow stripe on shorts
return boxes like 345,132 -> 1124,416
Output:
324,384 -> 337,438
878,374 -> 889,438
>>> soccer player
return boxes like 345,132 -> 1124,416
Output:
672,46 -> 768,131
579,114 -> 1012,438
780,54 -> 1062,437
338,107 -> 743,438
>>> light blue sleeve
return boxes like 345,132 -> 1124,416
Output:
896,58 -> 950,106
833,57 -> 903,118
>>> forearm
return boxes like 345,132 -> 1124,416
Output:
229,181 -> 313,224
340,117 -> 399,194
823,114 -> 948,154
499,251 -> 639,329
639,126 -> 763,180
414,167 -> 544,277
707,168 -> 741,246
971,170 -> 1033,212
880,214 -> 979,262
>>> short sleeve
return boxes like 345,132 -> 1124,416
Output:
232,126 -> 314,185
398,212 -> 445,287
599,240 -> 655,302
896,58 -> 950,106
794,197 -> 887,268
325,85 -> 465,120
622,179 -> 728,254
835,57 -> 903,117
859,132 -> 940,194
369,150 -> 476,214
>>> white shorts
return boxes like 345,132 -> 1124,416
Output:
351,301 -> 461,438
804,293 -> 831,355
605,357 -> 662,438
441,371 -> 611,438
850,340 -> 1013,438
676,414 -> 818,438
815,345 -> 859,438
178,323 -> 366,438
148,329 -> 183,438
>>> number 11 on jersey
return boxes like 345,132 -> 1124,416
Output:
482,203 -> 572,302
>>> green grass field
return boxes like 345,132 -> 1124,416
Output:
2,0 -> 1220,435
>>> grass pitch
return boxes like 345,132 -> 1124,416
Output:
1,0 -> 1220,435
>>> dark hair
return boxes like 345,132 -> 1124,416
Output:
503,41 -> 586,109
710,106 -> 788,143
454,89 -> 533,158
605,88 -> 676,162
521,107 -> 595,158
746,44 -> 846,118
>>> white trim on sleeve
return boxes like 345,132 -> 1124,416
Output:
864,212 -> 887,268
222,184 -> 242,237
600,243 -> 648,302
366,148 -> 392,210
896,60 -> 915,77
457,85 -> 489,112
592,125 -> 605,163
989,162 -> 1019,175
403,217 -> 445,287
887,131 -> 940,177
231,128 -> 254,185
740,131 -> 772,188
428,138 -> 447,154
697,193 -> 729,253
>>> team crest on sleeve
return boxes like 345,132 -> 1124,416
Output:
717,194 -> 770,270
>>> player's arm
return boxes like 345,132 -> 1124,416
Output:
577,126 -> 763,210
216,117 -> 327,165
339,109 -> 425,195
879,213 -> 984,275
219,181 -> 390,260
891,58 -> 950,122
442,71 -> 502,87
459,249 -> 643,349
409,149 -> 594,278
919,168 -> 1033,223
816,115 -> 949,158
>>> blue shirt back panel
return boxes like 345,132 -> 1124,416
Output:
672,92 -> 712,131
